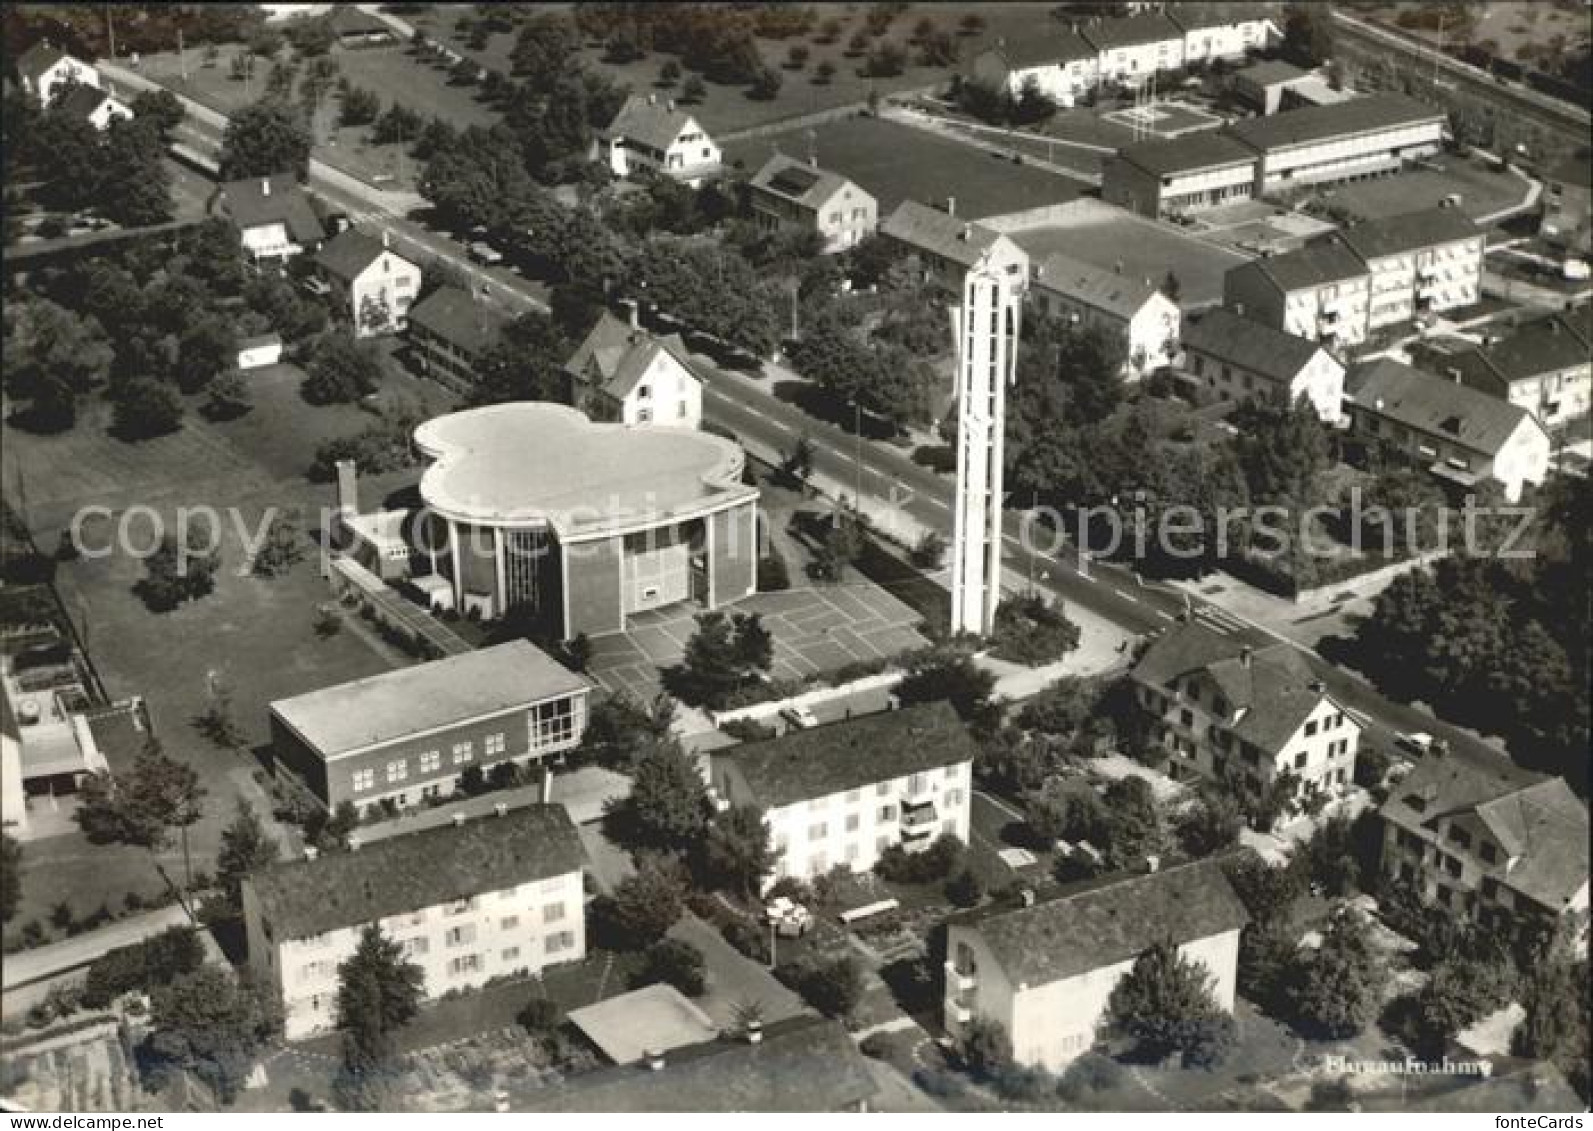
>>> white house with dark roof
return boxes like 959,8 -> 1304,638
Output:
1083,12 -> 1185,86
219,174 -> 326,267
564,310 -> 702,429
406,285 -> 511,391
315,228 -> 421,336
747,153 -> 876,253
1378,752 -> 1588,936
1178,306 -> 1345,422
596,93 -> 720,185
268,640 -> 593,815
968,30 -> 1099,105
945,860 -> 1249,1071
1029,252 -> 1180,378
54,82 -> 132,131
710,702 -> 976,888
1339,207 -> 1484,330
13,43 -> 99,106
1222,237 -> 1373,349
1169,2 -> 1279,66
880,200 -> 1029,291
1102,133 -> 1260,218
1344,358 -> 1551,501
244,804 -> 587,1038
1130,622 -> 1361,815
1444,309 -> 1591,432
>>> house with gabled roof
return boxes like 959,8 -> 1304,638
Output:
219,173 -> 326,267
1169,2 -> 1280,66
315,227 -> 421,336
1130,622 -> 1361,817
748,153 -> 876,253
1378,751 -> 1588,936
1338,206 -> 1484,330
968,29 -> 1099,106
1178,306 -> 1345,422
596,93 -> 721,186
53,82 -> 132,131
880,200 -> 1029,291
13,42 -> 99,107
1442,309 -> 1591,432
944,860 -> 1249,1071
1029,252 -> 1180,378
406,285 -> 511,391
1083,12 -> 1186,86
1344,358 -> 1551,501
564,309 -> 702,429
1222,237 -> 1373,349
710,702 -> 976,888
244,804 -> 588,1038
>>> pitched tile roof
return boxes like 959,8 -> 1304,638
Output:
958,859 -> 1250,987
407,285 -> 510,353
1380,756 -> 1587,911
1547,150 -> 1592,190
1338,206 -> 1481,261
15,42 -> 75,86
1345,358 -> 1544,457
1447,312 -> 1591,395
1113,132 -> 1258,177
1170,2 -> 1276,32
526,1017 -> 877,1112
977,29 -> 1096,72
247,804 -> 586,941
1032,251 -> 1166,321
54,83 -> 116,122
1227,237 -> 1368,293
564,311 -> 698,402
315,227 -> 398,281
1132,621 -> 1336,753
1083,13 -> 1183,51
1179,307 -> 1328,382
220,174 -> 325,245
602,94 -> 702,152
270,640 -> 591,759
1227,92 -> 1443,154
1236,60 -> 1309,88
749,152 -> 865,212
715,701 -> 977,809
880,201 -> 1016,271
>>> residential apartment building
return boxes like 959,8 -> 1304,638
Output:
968,31 -> 1098,106
709,703 -> 976,888
1378,753 -> 1589,937
880,200 -> 1030,292
315,228 -> 421,337
1171,3 -> 1280,67
1084,13 -> 1185,86
1444,309 -> 1592,433
1102,133 -> 1260,218
1029,252 -> 1180,377
1130,623 -> 1362,815
1177,306 -> 1346,423
219,174 -> 325,267
1226,93 -> 1445,194
1340,207 -> 1484,331
1223,238 -> 1373,350
1539,151 -> 1591,256
406,285 -> 511,392
596,94 -> 721,186
14,43 -> 99,106
564,310 -> 703,429
1344,358 -> 1552,502
243,804 -> 587,1038
269,640 -> 593,815
747,154 -> 877,254
944,861 -> 1249,1071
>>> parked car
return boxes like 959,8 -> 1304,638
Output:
1394,731 -> 1434,758
779,704 -> 819,730
469,241 -> 503,266
764,896 -> 812,938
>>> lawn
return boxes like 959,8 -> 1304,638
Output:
726,115 -> 1087,220
1004,198 -> 1250,308
1312,152 -> 1535,223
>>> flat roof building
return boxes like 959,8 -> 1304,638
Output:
244,804 -> 587,1038
1227,92 -> 1445,193
1102,133 -> 1261,218
415,403 -> 758,633
269,639 -> 592,815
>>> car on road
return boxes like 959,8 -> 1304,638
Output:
779,704 -> 819,731
1395,731 -> 1435,757
468,241 -> 503,266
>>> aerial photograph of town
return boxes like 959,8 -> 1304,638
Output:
0,0 -> 1587,1119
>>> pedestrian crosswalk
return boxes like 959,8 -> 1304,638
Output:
1193,603 -> 1249,637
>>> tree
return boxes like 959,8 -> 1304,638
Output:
659,59 -> 682,86
681,75 -> 707,103
959,1017 -> 1013,1079
1106,939 -> 1237,1067
358,293 -> 392,336
176,318 -> 238,394
1513,959 -> 1590,1101
698,805 -> 774,898
783,433 -> 815,491
810,503 -> 864,582
334,924 -> 424,1108
749,66 -> 783,100
130,89 -> 186,138
945,867 -> 983,908
1161,271 -> 1182,302
1402,952 -> 1516,1057
1,833 -> 20,923
4,298 -> 114,431
796,956 -> 864,1018
302,334 -> 384,403
1287,911 -> 1385,1038
75,742 -> 206,893
611,738 -> 710,850
101,118 -> 173,227
145,966 -> 279,1103
641,938 -> 706,996
339,85 -> 381,127
134,517 -> 222,613
911,530 -> 946,569
220,100 -> 313,181
1175,792 -> 1242,858
1099,777 -> 1166,869
197,671 -> 246,749
896,646 -> 998,730
215,801 -> 279,913
605,855 -> 687,948
814,59 -> 837,84
467,311 -> 568,406
672,610 -> 775,708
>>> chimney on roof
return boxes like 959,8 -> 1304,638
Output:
452,812 -> 466,827
348,835 -> 361,851
667,98 -> 676,113
335,459 -> 358,516
494,802 -> 508,817
1145,854 -> 1160,874
1234,302 -> 1245,317
381,229 -> 390,250
1019,887 -> 1036,908
626,298 -> 640,329
646,1049 -> 666,1072
1308,679 -> 1325,694
946,195 -> 956,217
1114,260 -> 1123,274
1240,645 -> 1253,669
304,846 -> 319,861
648,92 -> 657,106
261,178 -> 271,197
959,224 -> 971,242
1445,366 -> 1461,382
745,1018 -> 764,1044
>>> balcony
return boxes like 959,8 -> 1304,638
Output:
901,799 -> 938,837
944,962 -> 976,992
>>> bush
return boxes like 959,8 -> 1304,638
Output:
1057,1050 -> 1122,1102
722,917 -> 770,964
757,552 -> 791,592
913,1066 -> 967,1098
517,996 -> 563,1033
945,867 -> 983,908
995,1061 -> 1053,1102
792,956 -> 864,1018
81,926 -> 204,1009
875,834 -> 965,884
720,717 -> 777,742
640,938 -> 707,997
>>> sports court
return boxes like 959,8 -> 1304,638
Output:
1100,101 -> 1226,139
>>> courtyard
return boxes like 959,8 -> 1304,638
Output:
1310,151 -> 1538,224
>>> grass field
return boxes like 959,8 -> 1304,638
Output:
1313,152 -> 1536,223
1005,199 -> 1250,307
725,115 -> 1086,219
0,359 -> 455,941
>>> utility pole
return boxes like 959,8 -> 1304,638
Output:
178,26 -> 187,83
105,4 -> 116,60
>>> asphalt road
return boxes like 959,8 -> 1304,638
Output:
129,67 -> 1530,780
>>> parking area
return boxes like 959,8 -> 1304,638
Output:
586,583 -> 929,702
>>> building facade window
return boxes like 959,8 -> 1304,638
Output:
420,750 -> 440,773
387,759 -> 408,783
353,768 -> 374,792
452,742 -> 473,764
